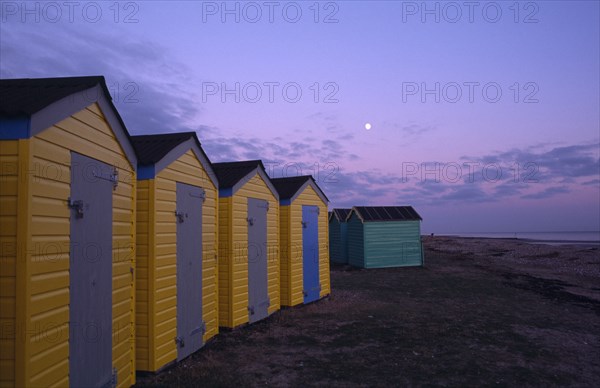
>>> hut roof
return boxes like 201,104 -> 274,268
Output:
270,175 -> 329,204
0,76 -> 107,116
331,208 -> 352,222
212,160 -> 278,199
350,206 -> 422,222
131,132 -> 217,186
212,160 -> 264,188
132,132 -> 201,165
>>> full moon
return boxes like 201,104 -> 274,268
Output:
365,123 -> 372,130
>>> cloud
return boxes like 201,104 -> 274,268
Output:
437,185 -> 489,203
306,111 -> 336,122
305,110 -> 356,141
2,20 -> 596,212
401,123 -> 435,137
492,181 -> 527,198
321,141 -> 598,208
322,139 -> 339,149
380,121 -> 436,145
1,21 -> 202,136
582,179 -> 600,186
521,186 -> 570,200
194,112 -> 359,167
3,19 -> 362,168
464,143 -> 599,183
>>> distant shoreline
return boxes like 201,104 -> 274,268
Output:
426,234 -> 600,247
519,238 -> 600,247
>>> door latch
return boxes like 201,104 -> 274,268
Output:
259,297 -> 271,308
247,217 -> 255,226
110,167 -> 118,191
175,336 -> 185,348
175,211 -> 185,223
91,166 -> 118,190
301,221 -> 307,228
191,190 -> 206,202
191,321 -> 207,336
67,197 -> 84,218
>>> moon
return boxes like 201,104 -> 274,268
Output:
365,123 -> 372,130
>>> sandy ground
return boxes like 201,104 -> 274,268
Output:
135,237 -> 600,387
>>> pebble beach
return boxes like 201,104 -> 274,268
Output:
425,236 -> 600,301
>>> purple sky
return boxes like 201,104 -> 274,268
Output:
1,1 -> 598,233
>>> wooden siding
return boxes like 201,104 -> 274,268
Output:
279,206 -> 292,306
218,196 -> 232,327
136,150 -> 218,371
364,221 -> 422,268
218,174 -> 279,328
135,179 -> 151,371
347,213 -> 364,268
4,104 -> 137,387
283,185 -> 330,307
0,140 -> 18,388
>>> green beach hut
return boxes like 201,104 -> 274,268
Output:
329,208 -> 351,264
347,206 -> 424,268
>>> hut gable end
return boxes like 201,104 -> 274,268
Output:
132,132 -> 217,188
0,76 -> 137,168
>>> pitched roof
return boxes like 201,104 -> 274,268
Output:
0,76 -> 107,116
351,206 -> 422,222
270,175 -> 329,203
270,176 -> 306,199
212,160 -> 264,189
131,132 -> 199,165
331,208 -> 352,222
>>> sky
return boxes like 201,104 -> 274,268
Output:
1,0 -> 599,234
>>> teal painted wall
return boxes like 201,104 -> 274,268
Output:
340,222 -> 348,261
346,213 -> 364,267
329,218 -> 342,263
364,220 -> 422,268
329,218 -> 349,263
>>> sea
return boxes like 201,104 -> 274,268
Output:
435,231 -> 600,246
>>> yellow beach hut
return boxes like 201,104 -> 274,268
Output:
270,176 -> 330,306
131,132 -> 219,371
0,76 -> 137,387
212,160 -> 280,328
